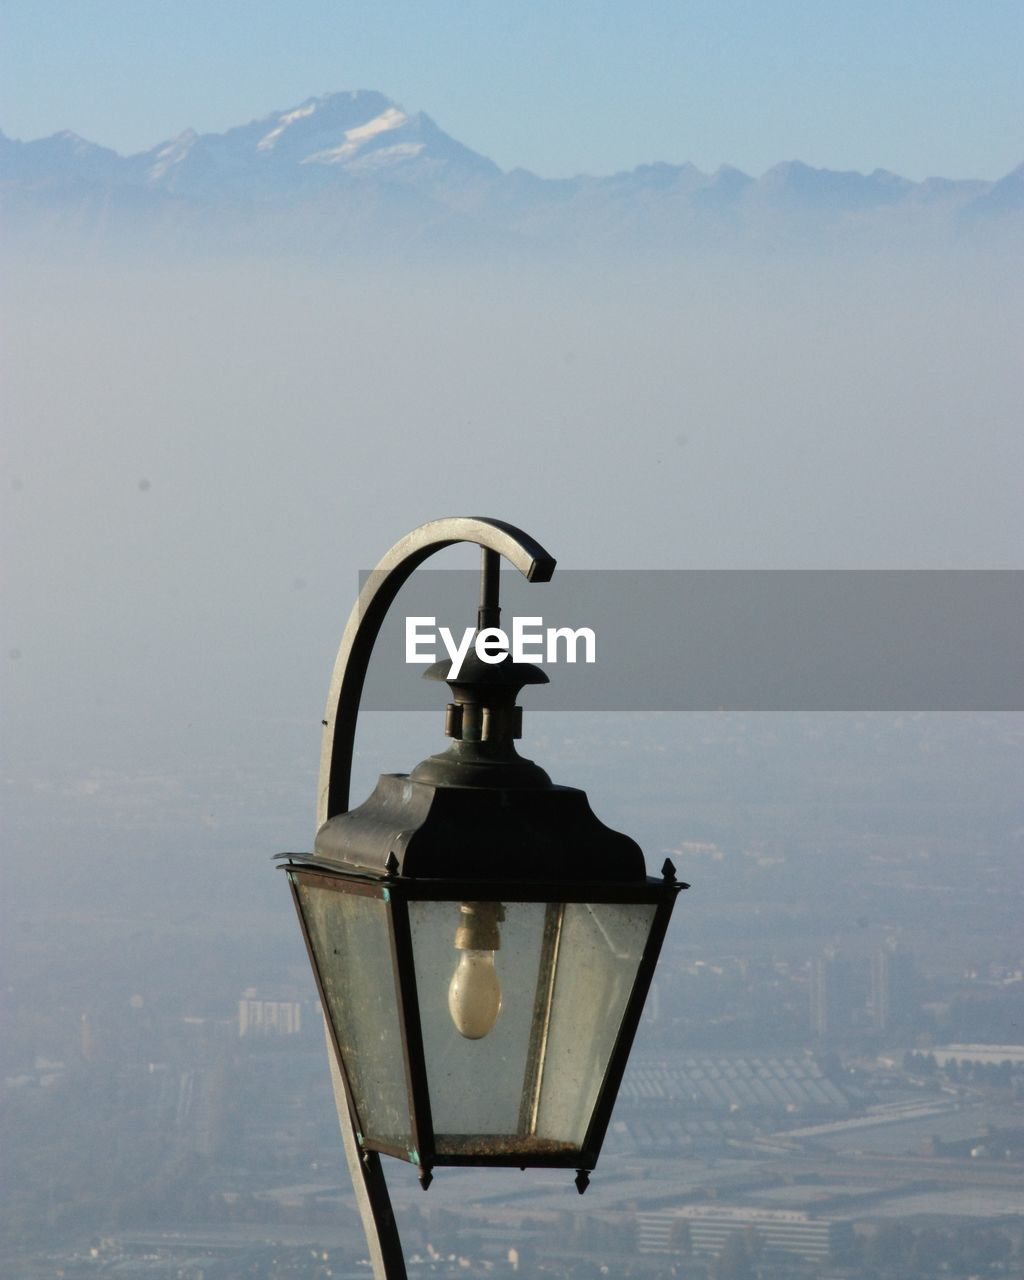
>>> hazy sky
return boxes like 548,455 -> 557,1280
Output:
4,255 -> 1022,794
2,0 -> 1021,179
3,6 -> 1022,933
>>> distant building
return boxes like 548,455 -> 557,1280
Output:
618,1053 -> 848,1117
238,987 -> 303,1037
931,1043 -> 1024,1067
637,1206 -> 853,1263
810,949 -> 857,1038
870,941 -> 916,1032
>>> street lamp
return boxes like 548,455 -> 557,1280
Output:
277,517 -> 685,1278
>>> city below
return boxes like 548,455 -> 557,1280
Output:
5,713 -> 1022,1277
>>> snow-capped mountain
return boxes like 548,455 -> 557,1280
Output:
2,91 -> 1020,258
117,90 -> 500,199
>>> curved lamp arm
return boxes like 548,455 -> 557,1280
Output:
317,516 -> 556,830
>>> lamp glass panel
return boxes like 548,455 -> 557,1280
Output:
408,898 -> 656,1158
409,900 -> 546,1154
294,882 -> 412,1152
531,901 -> 657,1144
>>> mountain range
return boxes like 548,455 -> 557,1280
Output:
3,90 -> 1021,258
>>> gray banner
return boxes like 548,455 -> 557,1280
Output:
358,571 -> 1022,711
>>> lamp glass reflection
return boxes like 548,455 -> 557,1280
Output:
293,880 -> 413,1151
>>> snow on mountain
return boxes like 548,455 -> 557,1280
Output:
144,129 -> 199,182
300,104 -> 409,162
257,101 -> 320,152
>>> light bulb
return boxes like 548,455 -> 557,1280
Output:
448,949 -> 502,1039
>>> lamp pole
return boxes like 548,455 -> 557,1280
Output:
280,517 -> 685,1280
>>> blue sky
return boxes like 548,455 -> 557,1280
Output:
1,0 -> 1021,179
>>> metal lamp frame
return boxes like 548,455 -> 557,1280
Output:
287,866 -> 678,1176
278,517 -> 684,1280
